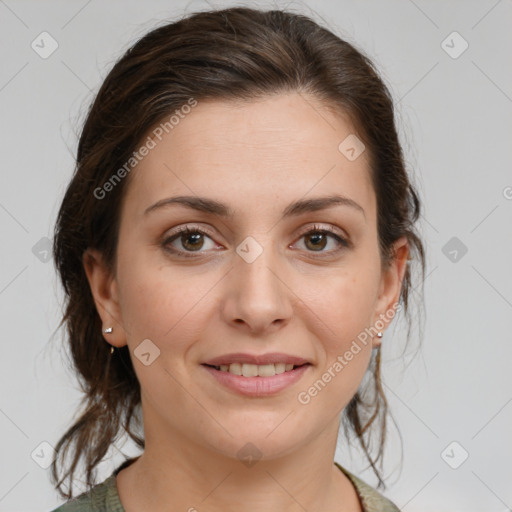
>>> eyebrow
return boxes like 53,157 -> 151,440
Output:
143,194 -> 365,221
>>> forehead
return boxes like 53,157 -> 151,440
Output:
120,92 -> 375,222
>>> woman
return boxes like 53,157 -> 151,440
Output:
50,6 -> 425,512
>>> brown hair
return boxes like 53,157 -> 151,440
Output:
50,6 -> 425,499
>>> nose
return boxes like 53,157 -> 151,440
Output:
221,239 -> 293,335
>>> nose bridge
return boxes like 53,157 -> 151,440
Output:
237,233 -> 282,299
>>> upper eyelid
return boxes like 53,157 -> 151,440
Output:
164,223 -> 348,241
296,223 -> 347,238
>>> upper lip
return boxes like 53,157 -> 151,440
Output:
202,352 -> 311,366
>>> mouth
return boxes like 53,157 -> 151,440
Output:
200,362 -> 312,396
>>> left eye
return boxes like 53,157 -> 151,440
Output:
295,227 -> 349,253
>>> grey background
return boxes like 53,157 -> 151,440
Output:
1,0 -> 511,510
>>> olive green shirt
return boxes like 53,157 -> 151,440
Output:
50,458 -> 400,511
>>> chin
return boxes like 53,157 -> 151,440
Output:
200,423 -> 307,462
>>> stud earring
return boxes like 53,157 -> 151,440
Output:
103,327 -> 114,354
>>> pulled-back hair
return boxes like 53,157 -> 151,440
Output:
51,6 -> 425,499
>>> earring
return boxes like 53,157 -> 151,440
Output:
377,331 -> 383,338
103,327 -> 114,354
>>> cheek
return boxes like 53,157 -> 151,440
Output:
308,262 -> 379,343
116,253 -> 211,403
297,260 -> 380,397
116,249 -> 215,349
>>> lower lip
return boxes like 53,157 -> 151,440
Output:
201,364 -> 311,397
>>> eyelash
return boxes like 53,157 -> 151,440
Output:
162,224 -> 350,259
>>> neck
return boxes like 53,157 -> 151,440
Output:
116,420 -> 362,512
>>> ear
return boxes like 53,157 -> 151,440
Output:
82,248 -> 127,348
371,236 -> 410,347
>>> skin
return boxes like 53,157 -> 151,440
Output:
83,91 -> 409,512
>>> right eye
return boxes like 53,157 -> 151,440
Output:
162,225 -> 220,257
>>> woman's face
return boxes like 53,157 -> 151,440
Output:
85,92 -> 408,462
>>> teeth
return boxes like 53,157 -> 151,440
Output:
214,362 -> 300,377
275,363 -> 286,374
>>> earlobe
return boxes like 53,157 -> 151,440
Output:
82,248 -> 127,347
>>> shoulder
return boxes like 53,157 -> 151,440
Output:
48,474 -> 123,512
335,463 -> 401,512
